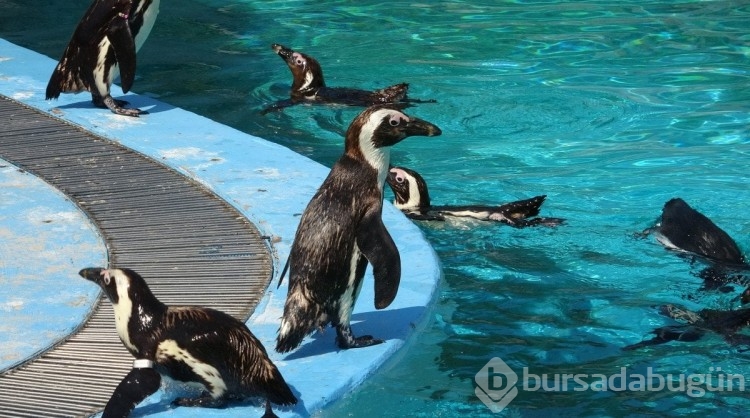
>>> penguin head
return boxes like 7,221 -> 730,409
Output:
387,166 -> 431,210
79,267 -> 148,306
272,43 -> 325,96
346,105 -> 442,172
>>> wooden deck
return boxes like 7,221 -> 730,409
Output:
0,95 -> 273,417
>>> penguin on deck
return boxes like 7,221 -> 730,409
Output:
386,165 -> 564,227
276,104 -> 442,353
79,267 -> 296,418
639,197 -> 750,302
46,0 -> 160,116
262,43 -> 435,114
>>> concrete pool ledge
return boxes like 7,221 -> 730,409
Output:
0,38 -> 442,417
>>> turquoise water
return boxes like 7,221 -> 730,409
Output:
2,0 -> 750,416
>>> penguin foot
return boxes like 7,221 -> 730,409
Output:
337,334 -> 384,349
172,392 -> 227,409
262,399 -> 280,418
336,325 -> 384,349
95,94 -> 145,117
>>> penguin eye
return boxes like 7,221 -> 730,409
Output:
292,53 -> 305,67
101,270 -> 112,286
395,174 -> 406,184
388,114 -> 409,127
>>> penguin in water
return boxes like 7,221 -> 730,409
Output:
78,267 -> 296,417
46,0 -> 160,116
623,303 -> 750,351
275,104 -> 442,353
386,165 -> 565,227
262,43 -> 435,114
638,197 -> 750,301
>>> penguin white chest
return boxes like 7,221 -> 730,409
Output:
156,339 -> 227,398
94,37 -> 118,94
357,132 -> 391,190
337,245 -> 364,324
134,0 -> 160,51
112,299 -> 135,352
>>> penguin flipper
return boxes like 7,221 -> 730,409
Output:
405,210 -> 445,221
277,257 -> 290,288
357,209 -> 401,309
103,367 -> 161,418
622,325 -> 705,351
261,99 -> 298,115
106,15 -> 137,93
510,217 -> 566,228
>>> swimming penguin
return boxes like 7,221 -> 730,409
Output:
275,104 -> 442,353
46,0 -> 160,116
78,267 -> 296,417
386,166 -> 565,227
639,197 -> 750,301
623,303 -> 750,351
263,43 -> 435,113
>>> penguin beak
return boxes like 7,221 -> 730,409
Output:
404,117 -> 442,138
79,267 -> 105,283
272,43 -> 294,62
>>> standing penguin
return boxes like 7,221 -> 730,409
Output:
276,104 -> 442,353
79,267 -> 296,418
386,165 -> 564,227
46,0 -> 160,116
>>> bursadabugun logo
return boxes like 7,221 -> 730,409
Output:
474,357 -> 519,413
476,357 -> 746,413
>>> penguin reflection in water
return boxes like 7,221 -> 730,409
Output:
46,0 -> 160,116
387,166 -> 564,227
79,268 -> 296,418
263,43 -> 436,114
624,304 -> 750,351
276,105 -> 442,353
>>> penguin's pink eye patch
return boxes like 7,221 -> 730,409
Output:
390,168 -> 408,183
388,113 -> 409,126
292,53 -> 306,67
101,269 -> 111,285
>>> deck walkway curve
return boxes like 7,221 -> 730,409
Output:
0,96 -> 273,417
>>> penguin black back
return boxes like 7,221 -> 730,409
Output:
654,198 -> 745,265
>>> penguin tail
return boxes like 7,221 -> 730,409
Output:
46,54 -> 87,99
265,371 -> 298,406
504,195 -> 546,219
275,321 -> 306,354
45,69 -> 63,100
377,83 -> 409,102
275,304 -> 319,353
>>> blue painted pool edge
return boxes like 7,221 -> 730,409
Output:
0,39 -> 442,417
